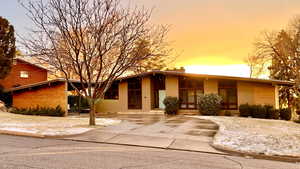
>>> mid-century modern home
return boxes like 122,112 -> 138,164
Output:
4,69 -> 294,116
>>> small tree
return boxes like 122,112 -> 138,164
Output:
0,16 -> 15,79
21,0 -> 171,125
198,94 -> 222,116
132,38 -> 175,73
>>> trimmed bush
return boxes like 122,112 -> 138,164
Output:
11,105 -> 65,117
224,110 -> 232,116
263,105 -> 279,120
163,97 -> 180,115
239,104 -> 280,119
268,108 -> 280,119
252,105 -> 268,119
198,94 -> 222,116
239,104 -> 252,117
279,108 -> 292,121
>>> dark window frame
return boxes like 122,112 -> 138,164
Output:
218,81 -> 238,110
104,82 -> 119,100
178,77 -> 204,109
128,78 -> 142,109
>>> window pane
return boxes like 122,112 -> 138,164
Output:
181,104 -> 187,108
104,83 -> 119,100
228,88 -> 237,103
188,90 -> 195,103
188,104 -> 195,109
219,89 -> 227,102
218,81 -> 237,110
196,90 -> 203,97
180,90 -> 188,103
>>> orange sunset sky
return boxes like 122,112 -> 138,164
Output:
2,0 -> 300,77
131,0 -> 300,77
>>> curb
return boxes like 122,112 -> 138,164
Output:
0,130 -> 45,138
0,128 -> 94,139
212,144 -> 300,163
56,137 -> 230,156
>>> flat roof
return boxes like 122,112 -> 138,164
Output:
4,78 -> 85,93
117,70 -> 294,86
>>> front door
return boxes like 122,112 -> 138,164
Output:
151,75 -> 166,109
158,90 -> 166,109
128,78 -> 142,109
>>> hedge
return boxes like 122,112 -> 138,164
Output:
239,104 -> 290,120
11,105 -> 65,117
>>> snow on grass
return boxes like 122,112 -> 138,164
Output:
0,111 -> 120,136
195,116 -> 300,157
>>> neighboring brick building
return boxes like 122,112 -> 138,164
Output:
11,79 -> 68,116
0,58 -> 48,89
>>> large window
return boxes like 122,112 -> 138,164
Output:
218,80 -> 237,110
104,82 -> 119,100
179,77 -> 204,109
128,78 -> 142,109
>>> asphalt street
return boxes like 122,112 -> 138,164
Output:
0,134 -> 299,169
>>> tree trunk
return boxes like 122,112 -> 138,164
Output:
89,100 -> 96,126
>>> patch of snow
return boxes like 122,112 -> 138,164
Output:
194,116 -> 300,157
0,111 -> 121,137
0,127 -> 39,134
41,128 -> 92,136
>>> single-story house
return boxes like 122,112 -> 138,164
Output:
5,70 -> 294,116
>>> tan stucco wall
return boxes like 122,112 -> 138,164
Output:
237,82 -> 255,105
253,83 -> 276,106
96,77 -> 152,113
96,81 -> 127,113
238,81 -> 277,107
165,76 -> 179,97
96,100 -> 120,113
204,79 -> 218,94
12,82 -> 68,116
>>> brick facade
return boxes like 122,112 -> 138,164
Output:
12,82 -> 68,116
0,59 -> 48,89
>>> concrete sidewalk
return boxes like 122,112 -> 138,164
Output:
63,115 -> 226,155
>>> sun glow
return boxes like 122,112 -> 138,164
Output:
184,64 -> 251,77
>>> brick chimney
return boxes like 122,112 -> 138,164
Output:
166,67 -> 185,72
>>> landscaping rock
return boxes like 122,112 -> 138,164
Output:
0,101 -> 7,112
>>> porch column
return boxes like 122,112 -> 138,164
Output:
142,77 -> 151,112
274,85 -> 279,109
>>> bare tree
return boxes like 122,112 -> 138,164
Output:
20,0 -> 170,125
250,18 -> 300,107
244,50 -> 270,78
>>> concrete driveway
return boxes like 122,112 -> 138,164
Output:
64,114 -> 224,154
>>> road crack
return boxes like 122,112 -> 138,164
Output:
223,156 -> 244,169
